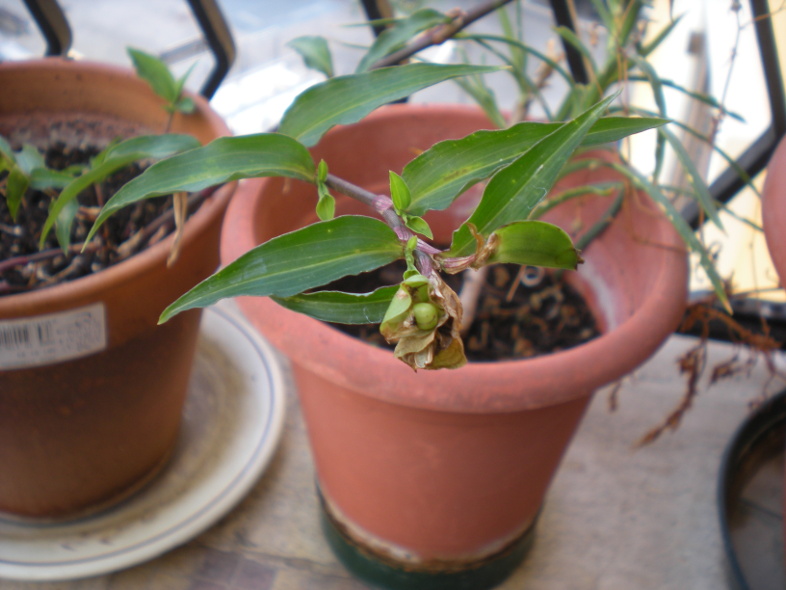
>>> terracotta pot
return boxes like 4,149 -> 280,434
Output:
760,134 -> 786,569
0,58 -> 234,519
221,104 -> 688,585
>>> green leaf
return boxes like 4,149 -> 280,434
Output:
42,134 -> 202,248
176,96 -> 196,114
404,115 -> 665,216
404,215 -> 433,239
278,63 -> 502,147
554,25 -> 598,81
486,220 -> 581,269
30,168 -> 76,190
316,192 -> 336,221
5,167 -> 29,220
288,36 -> 335,78
461,33 -> 574,86
273,285 -> 398,324
389,171 -> 411,212
607,160 -> 729,312
356,9 -> 449,73
86,133 -> 316,244
160,216 -> 403,322
0,136 -> 14,162
128,48 -> 178,104
55,197 -> 80,252
449,95 -> 616,257
15,144 -> 46,175
658,125 -> 722,229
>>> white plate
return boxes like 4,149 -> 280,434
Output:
0,305 -> 287,582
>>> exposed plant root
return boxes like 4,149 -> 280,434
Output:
638,295 -> 785,445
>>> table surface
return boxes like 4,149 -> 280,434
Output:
3,311 -> 784,590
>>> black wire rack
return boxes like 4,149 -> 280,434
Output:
17,0 -> 234,99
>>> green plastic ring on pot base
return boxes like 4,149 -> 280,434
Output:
319,490 -> 537,590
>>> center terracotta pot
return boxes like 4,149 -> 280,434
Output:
221,104 -> 688,587
0,58 -> 234,520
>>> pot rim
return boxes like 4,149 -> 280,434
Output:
222,103 -> 689,413
0,57 -> 234,315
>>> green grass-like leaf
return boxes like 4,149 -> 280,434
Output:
273,286 -> 398,324
288,36 -> 335,78
160,215 -> 403,322
448,94 -> 616,257
278,63 -> 502,147
403,115 -> 666,216
356,8 -> 449,73
487,220 -> 581,269
42,134 -> 201,248
86,133 -> 316,244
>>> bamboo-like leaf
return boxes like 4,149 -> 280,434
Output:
86,133 -> 316,244
273,285 -> 398,324
486,220 -> 581,269
461,33 -> 574,86
554,25 -> 598,81
288,36 -> 335,78
625,77 -> 745,123
404,115 -> 666,216
42,134 -> 202,248
160,216 -> 403,322
658,125 -> 722,229
356,9 -> 449,73
278,63 -> 502,147
639,14 -> 683,57
449,95 -> 615,257
607,160 -> 729,312
30,168 -> 75,190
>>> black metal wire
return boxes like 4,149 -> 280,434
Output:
547,0 -> 589,84
685,0 -> 786,229
185,0 -> 235,99
359,0 -> 389,38
21,0 -> 71,57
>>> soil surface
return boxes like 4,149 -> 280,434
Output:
0,142 -> 172,296
329,262 -> 600,362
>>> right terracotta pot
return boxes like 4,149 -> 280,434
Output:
760,134 -> 786,572
221,104 -> 689,588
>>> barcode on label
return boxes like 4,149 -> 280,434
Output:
0,303 -> 107,370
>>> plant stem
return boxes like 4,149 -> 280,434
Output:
324,173 -> 436,275
371,0 -> 516,69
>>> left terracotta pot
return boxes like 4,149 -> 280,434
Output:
0,58 -> 234,520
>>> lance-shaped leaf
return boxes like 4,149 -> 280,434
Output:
659,125 -> 722,229
43,134 -> 201,248
273,285 -> 398,324
288,36 -> 334,78
607,160 -> 730,313
129,48 -> 180,104
447,95 -> 616,257
278,63 -> 502,147
160,216 -> 403,322
485,220 -> 581,269
403,115 -> 666,216
86,133 -> 316,244
356,9 -> 450,73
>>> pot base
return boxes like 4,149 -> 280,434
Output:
0,442 -> 176,525
320,491 -> 537,590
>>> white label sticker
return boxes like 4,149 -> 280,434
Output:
0,302 -> 107,370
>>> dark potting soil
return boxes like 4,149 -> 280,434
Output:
328,262 -> 600,362
0,142 -> 173,296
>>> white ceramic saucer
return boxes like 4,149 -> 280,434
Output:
0,304 -> 287,582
